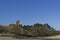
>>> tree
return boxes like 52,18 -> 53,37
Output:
44,23 -> 55,31
16,20 -> 20,27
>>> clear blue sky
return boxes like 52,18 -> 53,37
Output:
0,0 -> 60,30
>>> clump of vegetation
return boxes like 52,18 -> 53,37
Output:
0,20 -> 60,37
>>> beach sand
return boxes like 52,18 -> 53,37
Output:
0,35 -> 60,40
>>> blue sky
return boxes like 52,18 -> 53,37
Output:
0,0 -> 60,30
